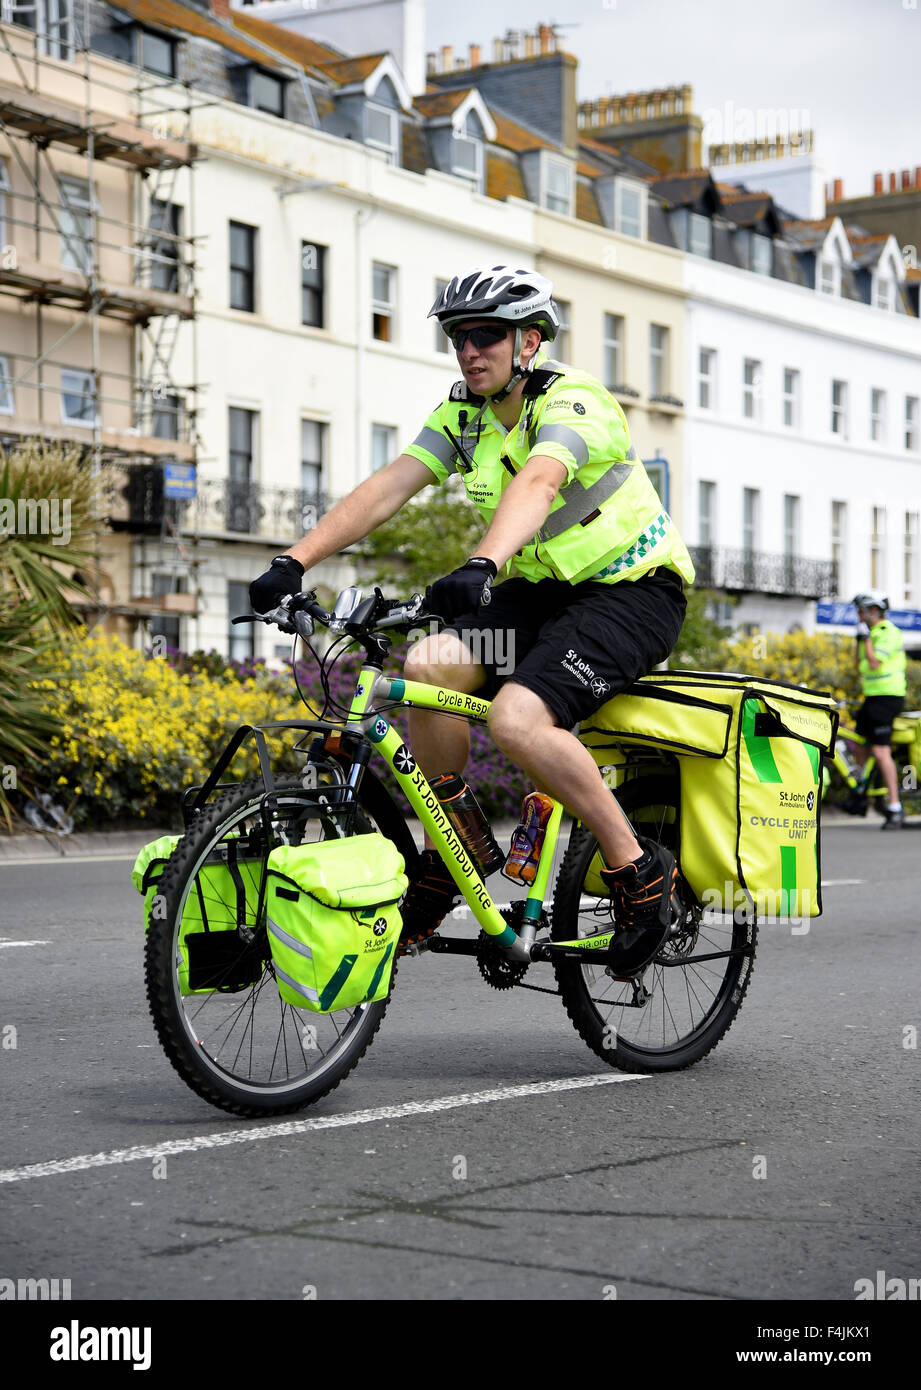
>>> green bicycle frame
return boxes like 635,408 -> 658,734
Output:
831,728 -> 882,796
347,668 -> 567,957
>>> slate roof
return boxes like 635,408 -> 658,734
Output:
105,0 -> 292,70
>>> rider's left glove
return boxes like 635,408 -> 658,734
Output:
249,555 -> 304,614
855,621 -> 871,640
426,557 -> 498,622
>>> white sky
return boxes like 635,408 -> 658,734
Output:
425,0 -> 921,200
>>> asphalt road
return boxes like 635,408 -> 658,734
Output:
1,819 -> 919,1323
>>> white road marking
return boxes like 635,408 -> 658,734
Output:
0,854 -> 138,866
0,1074 -> 648,1185
0,939 -> 50,949
820,879 -> 864,886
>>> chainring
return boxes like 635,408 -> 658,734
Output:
475,903 -> 539,990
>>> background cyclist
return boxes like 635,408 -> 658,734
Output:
852,590 -> 906,829
250,265 -> 695,973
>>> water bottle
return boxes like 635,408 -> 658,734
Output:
502,792 -> 555,885
430,773 -> 505,877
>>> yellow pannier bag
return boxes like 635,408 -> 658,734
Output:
891,711 -> 921,773
580,672 -> 838,919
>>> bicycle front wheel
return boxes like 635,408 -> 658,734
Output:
551,774 -> 757,1072
145,776 -> 410,1117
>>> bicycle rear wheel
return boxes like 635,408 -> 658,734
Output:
551,774 -> 757,1072
145,775 -> 412,1117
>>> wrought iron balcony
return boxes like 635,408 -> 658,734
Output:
104,466 -> 326,540
688,545 -> 837,599
189,478 -> 327,541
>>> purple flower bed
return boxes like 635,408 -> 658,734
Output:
162,647 -> 271,683
293,640 -> 528,821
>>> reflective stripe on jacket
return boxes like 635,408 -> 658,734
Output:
860,620 -> 906,696
403,353 -> 695,587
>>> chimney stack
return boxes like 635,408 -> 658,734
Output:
831,177 -> 843,201
889,172 -> 897,192
468,43 -> 481,67
916,166 -> 921,188
901,169 -> 912,190
441,45 -> 452,72
539,24 -> 553,54
873,172 -> 883,194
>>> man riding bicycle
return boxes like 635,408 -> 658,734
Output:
250,265 -> 695,973
852,590 -> 906,829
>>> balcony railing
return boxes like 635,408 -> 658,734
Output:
189,478 -> 327,541
688,546 -> 837,599
104,468 -> 327,540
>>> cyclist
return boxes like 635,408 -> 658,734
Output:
249,265 -> 695,973
852,591 -> 906,829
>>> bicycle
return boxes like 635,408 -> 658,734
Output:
823,703 -> 920,816
144,587 -> 758,1118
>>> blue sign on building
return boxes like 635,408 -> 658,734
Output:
163,462 -> 197,500
817,601 -> 921,632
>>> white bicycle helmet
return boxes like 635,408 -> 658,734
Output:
853,590 -> 889,612
428,265 -> 560,399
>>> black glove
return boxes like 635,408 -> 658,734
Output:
426,557 -> 498,621
855,621 -> 871,640
249,555 -> 304,614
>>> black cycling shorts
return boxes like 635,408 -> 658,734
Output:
445,567 -> 687,729
855,695 -> 904,747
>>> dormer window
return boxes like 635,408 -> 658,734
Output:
365,103 -> 397,162
751,233 -> 772,276
251,69 -> 284,117
614,179 -> 646,239
689,212 -> 712,258
543,155 -> 573,216
139,28 -> 175,78
672,208 -> 712,258
819,259 -> 839,295
228,62 -> 286,117
451,114 -> 483,192
874,274 -> 893,312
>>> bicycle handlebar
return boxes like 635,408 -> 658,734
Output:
231,588 -> 440,641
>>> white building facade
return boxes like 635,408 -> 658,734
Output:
143,100 -> 543,663
683,235 -> 921,638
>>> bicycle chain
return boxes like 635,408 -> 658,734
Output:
475,904 -> 534,990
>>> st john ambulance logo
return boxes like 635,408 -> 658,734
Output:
806,791 -> 815,811
591,677 -> 610,699
393,745 -> 416,775
372,917 -> 388,937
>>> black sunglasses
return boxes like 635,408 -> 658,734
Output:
449,324 -> 511,352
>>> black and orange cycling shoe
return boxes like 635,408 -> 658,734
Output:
398,849 -> 460,954
598,839 -> 678,975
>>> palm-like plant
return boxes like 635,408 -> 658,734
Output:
0,441 -> 100,827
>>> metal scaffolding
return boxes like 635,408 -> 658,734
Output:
0,0 -> 203,633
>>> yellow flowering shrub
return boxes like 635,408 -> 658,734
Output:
32,631 -> 308,826
718,630 -> 921,713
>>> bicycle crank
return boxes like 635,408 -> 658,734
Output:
475,903 -> 545,990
